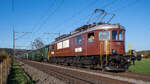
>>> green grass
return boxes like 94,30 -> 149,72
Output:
128,58 -> 150,74
7,61 -> 33,84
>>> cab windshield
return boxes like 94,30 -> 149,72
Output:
112,30 -> 124,40
112,30 -> 117,40
99,31 -> 110,40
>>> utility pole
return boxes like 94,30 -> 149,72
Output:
13,29 -> 32,59
13,28 -> 15,61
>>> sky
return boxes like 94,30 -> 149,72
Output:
0,0 -> 150,51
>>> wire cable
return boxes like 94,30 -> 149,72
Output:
29,0 -> 64,49
111,0 -> 139,12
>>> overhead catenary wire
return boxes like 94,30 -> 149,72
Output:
31,0 -> 64,41
33,0 -> 64,34
29,0 -> 64,49
111,0 -> 139,12
11,0 -> 14,12
29,0 -> 57,43
31,0 -> 57,33
101,0 -> 119,10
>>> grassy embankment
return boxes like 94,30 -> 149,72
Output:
128,58 -> 150,74
7,61 -> 33,84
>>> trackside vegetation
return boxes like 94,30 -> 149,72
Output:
128,58 -> 150,74
0,50 -> 9,62
7,61 -> 33,84
0,51 -> 11,84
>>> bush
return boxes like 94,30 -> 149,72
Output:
0,51 -> 9,62
143,55 -> 150,58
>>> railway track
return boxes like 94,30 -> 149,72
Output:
23,61 -> 92,84
21,60 -> 150,84
67,66 -> 150,83
53,62 -> 150,83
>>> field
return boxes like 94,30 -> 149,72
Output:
128,58 -> 150,74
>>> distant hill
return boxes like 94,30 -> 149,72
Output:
137,50 -> 150,54
137,50 -> 150,58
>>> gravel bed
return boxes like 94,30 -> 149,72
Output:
21,62 -> 66,84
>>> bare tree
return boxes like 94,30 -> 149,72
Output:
31,38 -> 44,49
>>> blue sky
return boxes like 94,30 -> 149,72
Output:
0,0 -> 150,51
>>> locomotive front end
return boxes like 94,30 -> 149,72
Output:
97,24 -> 131,71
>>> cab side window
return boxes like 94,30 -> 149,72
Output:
76,36 -> 82,45
119,31 -> 123,40
88,32 -> 95,42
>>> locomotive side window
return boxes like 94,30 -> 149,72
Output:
76,36 -> 82,45
57,42 -> 63,49
112,30 -> 117,40
63,40 -> 69,48
119,31 -> 123,40
88,32 -> 95,42
99,31 -> 110,40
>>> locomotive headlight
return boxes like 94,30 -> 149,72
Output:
112,49 -> 116,54
127,59 -> 130,62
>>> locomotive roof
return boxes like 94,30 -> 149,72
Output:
53,24 -> 125,43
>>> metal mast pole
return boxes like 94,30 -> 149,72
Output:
13,28 -> 15,60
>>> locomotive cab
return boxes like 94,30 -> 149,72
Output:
97,25 -> 125,55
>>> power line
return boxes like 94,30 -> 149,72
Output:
15,32 -> 32,40
31,0 -> 57,33
111,0 -> 139,12
29,0 -> 57,44
34,0 -> 64,34
30,0 -> 64,45
11,0 -> 14,12
26,0 -> 61,48
102,0 -> 118,9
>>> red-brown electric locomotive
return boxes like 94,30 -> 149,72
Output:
48,23 -> 138,71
